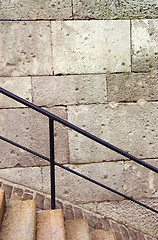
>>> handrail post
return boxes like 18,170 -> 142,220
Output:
49,117 -> 55,209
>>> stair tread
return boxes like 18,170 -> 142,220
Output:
65,219 -> 91,240
37,209 -> 65,240
0,190 -> 5,225
90,229 -> 116,240
0,199 -> 36,240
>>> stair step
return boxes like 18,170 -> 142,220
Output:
90,229 -> 116,240
37,209 -> 65,240
0,200 -> 36,240
65,219 -> 91,240
0,189 -> 5,225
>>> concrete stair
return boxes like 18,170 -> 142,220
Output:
90,229 -> 116,240
0,189 -> 116,240
65,219 -> 91,240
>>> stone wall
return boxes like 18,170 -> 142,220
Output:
0,0 -> 158,237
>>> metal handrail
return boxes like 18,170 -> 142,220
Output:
0,87 -> 158,214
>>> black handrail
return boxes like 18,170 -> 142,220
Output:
0,87 -> 158,214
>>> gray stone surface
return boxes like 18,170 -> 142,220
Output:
0,107 -> 69,168
95,199 -> 158,238
0,167 -> 43,191
123,159 -> 158,199
0,0 -> 72,20
107,71 -> 158,102
32,75 -> 107,106
52,20 -> 131,74
0,21 -> 52,76
42,162 -> 125,203
0,77 -> 32,108
68,102 -> 158,163
0,159 -> 157,204
73,0 -> 158,20
132,19 -> 158,72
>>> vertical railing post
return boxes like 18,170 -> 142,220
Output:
49,117 -> 55,209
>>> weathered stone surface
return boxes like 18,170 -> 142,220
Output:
32,75 -> 107,106
42,162 -> 125,203
52,20 -> 131,74
0,21 -> 52,76
68,102 -> 158,163
123,159 -> 158,199
37,209 -> 65,240
0,160 -> 156,204
65,219 -> 90,240
94,199 -> 158,238
0,106 -> 69,167
42,160 -> 158,203
0,200 -> 36,240
132,19 -> 158,72
107,71 -> 158,102
0,77 -> 32,108
0,167 -> 43,191
0,0 -> 72,20
73,0 -> 158,20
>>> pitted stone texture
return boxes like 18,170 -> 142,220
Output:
0,167 -> 43,192
132,19 -> 158,72
43,160 -> 157,203
0,77 -> 32,108
0,0 -> 72,20
68,102 -> 158,163
42,162 -> 125,203
123,159 -> 158,199
107,71 -> 158,102
32,75 -> 107,106
73,0 -> 158,20
52,20 -> 131,74
0,106 -> 69,167
0,21 -> 52,76
95,199 -> 158,238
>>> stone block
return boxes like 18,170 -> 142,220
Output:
95,199 -> 158,238
13,187 -> 23,197
123,159 -> 158,199
64,219 -> 90,240
0,167 -> 43,192
0,200 -> 36,240
52,20 -> 131,74
0,21 -> 52,76
0,0 -> 72,20
68,102 -> 158,163
22,193 -> 33,200
107,72 -> 158,102
0,77 -> 32,108
2,184 -> 12,199
37,209 -> 65,240
64,204 -> 74,220
73,0 -> 158,20
35,193 -> 45,209
0,106 -> 69,168
132,19 -> 158,72
32,75 -> 107,106
42,161 -> 125,203
74,207 -> 83,219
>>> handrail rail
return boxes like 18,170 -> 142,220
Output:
0,87 -> 158,173
0,135 -> 158,214
0,87 -> 158,214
